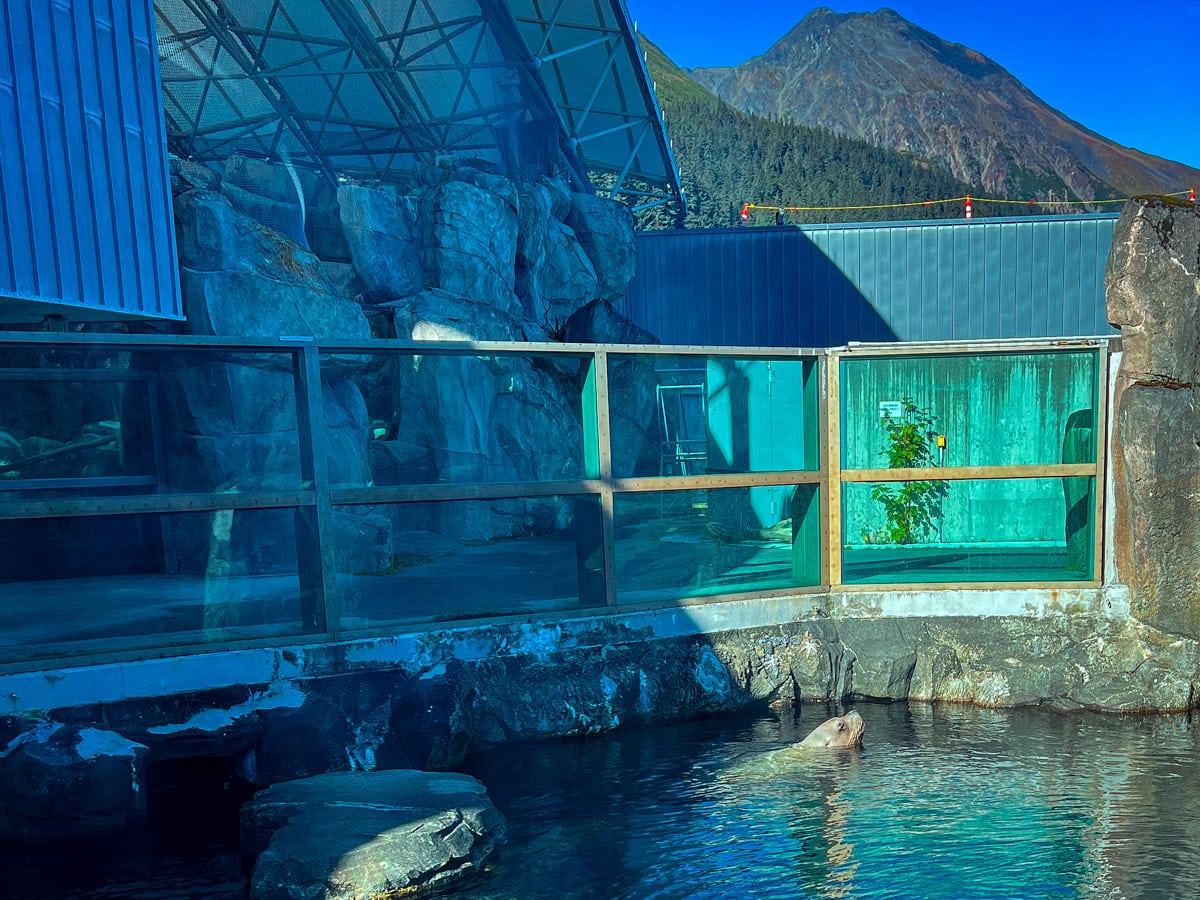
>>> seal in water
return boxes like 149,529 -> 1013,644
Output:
795,710 -> 865,749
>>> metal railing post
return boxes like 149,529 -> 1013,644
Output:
1093,344 -> 1110,583
820,352 -> 843,588
594,350 -> 618,608
292,344 -> 339,637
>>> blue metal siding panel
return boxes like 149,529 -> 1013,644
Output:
0,0 -> 180,319
1045,218 -> 1068,336
31,7 -> 75,302
906,226 -> 924,337
837,229 -> 861,342
3,1 -> 56,299
50,1 -> 101,306
624,214 -> 1119,346
780,226 -> 799,344
1081,219 -> 1113,334
1029,220 -> 1049,337
999,222 -> 1017,336
950,224 -> 969,340
0,2 -> 32,296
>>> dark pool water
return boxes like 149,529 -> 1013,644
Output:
7,702 -> 1200,899
461,703 -> 1200,900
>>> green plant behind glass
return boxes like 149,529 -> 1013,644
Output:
867,398 -> 948,545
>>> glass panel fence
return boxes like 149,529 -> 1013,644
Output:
0,508 -> 312,659
606,354 -> 819,478
0,346 -> 304,498
332,495 -> 596,629
613,485 -> 821,605
841,476 -> 1095,584
320,352 -> 592,488
840,351 -> 1099,470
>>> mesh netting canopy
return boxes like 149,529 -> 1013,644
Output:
154,0 -> 683,211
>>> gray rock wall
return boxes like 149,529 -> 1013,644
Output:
1106,197 -> 1200,638
4,599 -> 1195,841
159,156 -> 646,584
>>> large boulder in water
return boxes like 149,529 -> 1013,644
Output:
241,769 -> 505,900
1106,197 -> 1200,639
0,723 -> 147,841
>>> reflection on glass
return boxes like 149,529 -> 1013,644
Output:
0,346 -> 304,497
332,496 -> 592,629
841,477 -> 1095,584
322,352 -> 590,487
0,509 -> 308,657
840,351 -> 1099,469
613,485 -> 821,604
606,354 -> 818,478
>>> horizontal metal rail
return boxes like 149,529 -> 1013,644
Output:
0,333 -> 1113,670
841,464 -> 1096,483
0,490 -> 316,521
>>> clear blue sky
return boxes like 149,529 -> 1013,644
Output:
628,1 -> 1200,170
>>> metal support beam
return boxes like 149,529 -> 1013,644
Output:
610,122 -> 649,199
317,0 -> 441,153
177,0 -> 341,184
538,33 -> 611,64
475,0 -> 592,189
571,37 -> 623,135
534,0 -> 567,55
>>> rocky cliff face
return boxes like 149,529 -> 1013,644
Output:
689,8 -> 1200,200
163,153 -> 648,591
1107,197 -> 1200,639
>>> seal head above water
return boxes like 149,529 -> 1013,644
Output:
796,711 -> 865,749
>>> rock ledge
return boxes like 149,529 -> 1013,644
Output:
241,769 -> 505,900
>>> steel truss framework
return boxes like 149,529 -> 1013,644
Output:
153,0 -> 684,211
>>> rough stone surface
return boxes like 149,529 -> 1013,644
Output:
242,770 -> 504,900
384,289 -> 583,540
337,182 -> 424,302
221,154 -> 308,248
539,174 -> 573,221
1106,198 -> 1200,639
839,614 -> 1199,711
175,190 -> 369,340
562,299 -> 661,477
167,190 -> 375,584
169,154 -> 219,194
516,182 -> 598,324
1112,385 -> 1200,638
6,604 -> 1200,840
561,298 -> 657,346
564,192 -> 636,300
0,723 -> 147,841
427,177 -> 520,317
1107,197 -> 1200,386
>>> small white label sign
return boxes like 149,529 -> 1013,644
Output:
879,400 -> 904,419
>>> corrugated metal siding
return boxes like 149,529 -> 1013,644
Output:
623,214 -> 1119,346
0,0 -> 180,320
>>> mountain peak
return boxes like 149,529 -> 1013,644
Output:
688,11 -> 1200,198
